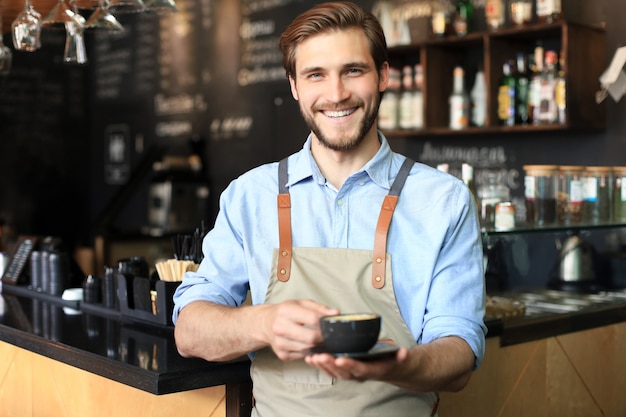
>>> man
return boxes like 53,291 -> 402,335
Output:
173,2 -> 486,416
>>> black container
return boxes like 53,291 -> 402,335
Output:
102,266 -> 118,310
82,275 -> 102,304
29,250 -> 42,291
117,256 -> 149,279
48,251 -> 69,296
40,251 -> 50,294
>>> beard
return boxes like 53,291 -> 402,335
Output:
299,96 -> 380,152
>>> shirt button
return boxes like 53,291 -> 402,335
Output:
337,199 -> 344,206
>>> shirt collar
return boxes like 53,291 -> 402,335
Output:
286,131 -> 395,190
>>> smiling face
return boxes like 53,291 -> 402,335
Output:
288,28 -> 389,153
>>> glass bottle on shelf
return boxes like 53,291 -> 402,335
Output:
432,0 -> 452,37
536,0 -> 562,24
462,163 -> 477,202
471,67 -> 487,127
412,64 -> 424,130
398,65 -> 415,130
555,51 -> 566,125
449,66 -> 469,130
537,50 -> 558,125
497,60 -> 516,126
529,44 -> 544,125
378,67 -> 401,130
510,0 -> 533,26
453,0 -> 473,36
515,52 -> 530,125
485,0 -> 506,31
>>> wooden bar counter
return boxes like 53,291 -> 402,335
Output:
2,286 -> 626,417
0,291 -> 252,417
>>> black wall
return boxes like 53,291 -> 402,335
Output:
1,0 -> 624,287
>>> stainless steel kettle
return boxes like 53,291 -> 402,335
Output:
555,235 -> 597,282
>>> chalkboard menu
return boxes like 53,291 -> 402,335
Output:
0,30 -> 90,247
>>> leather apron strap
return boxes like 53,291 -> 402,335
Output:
277,158 -> 292,282
276,156 -> 415,287
371,157 -> 413,289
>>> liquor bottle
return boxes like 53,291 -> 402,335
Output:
462,163 -> 478,206
510,0 -> 532,26
412,64 -> 424,130
449,66 -> 469,130
485,0 -> 506,31
454,0 -> 473,36
555,51 -> 566,125
398,65 -> 415,130
378,67 -> 401,130
515,52 -> 530,125
536,0 -> 562,24
470,67 -> 487,127
432,0 -> 452,37
497,60 -> 516,126
537,50 -> 558,125
529,44 -> 544,125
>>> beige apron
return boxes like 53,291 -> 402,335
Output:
250,158 -> 439,417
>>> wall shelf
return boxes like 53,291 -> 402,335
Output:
385,20 -> 607,136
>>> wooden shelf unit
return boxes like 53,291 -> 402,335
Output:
385,21 -> 607,136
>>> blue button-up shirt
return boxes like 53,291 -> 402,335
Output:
173,133 -> 487,367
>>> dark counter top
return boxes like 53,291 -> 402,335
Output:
2,286 -> 626,397
499,299 -> 626,346
0,291 -> 251,395
487,289 -> 626,346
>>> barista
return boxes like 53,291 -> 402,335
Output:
173,2 -> 486,416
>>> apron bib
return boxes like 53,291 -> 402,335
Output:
250,158 -> 438,417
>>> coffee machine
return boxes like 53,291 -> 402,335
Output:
147,155 -> 209,235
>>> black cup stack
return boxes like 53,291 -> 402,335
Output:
101,266 -> 117,309
82,274 -> 102,304
47,251 -> 69,297
28,237 -> 69,296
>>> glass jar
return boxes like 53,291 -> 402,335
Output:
557,165 -> 583,225
613,166 -> 626,223
523,165 -> 558,226
478,172 -> 510,229
582,166 -> 612,224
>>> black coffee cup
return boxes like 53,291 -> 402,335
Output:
320,313 -> 381,353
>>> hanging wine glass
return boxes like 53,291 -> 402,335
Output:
64,14 -> 87,64
70,0 -> 99,11
11,0 -> 42,52
85,0 -> 125,31
42,0 -> 83,29
107,0 -> 146,14
0,16 -> 13,77
145,0 -> 177,15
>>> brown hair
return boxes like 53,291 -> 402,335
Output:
278,1 -> 388,79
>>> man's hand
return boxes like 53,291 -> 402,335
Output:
304,346 -> 409,381
305,337 -> 475,393
175,299 -> 338,362
263,299 -> 339,361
